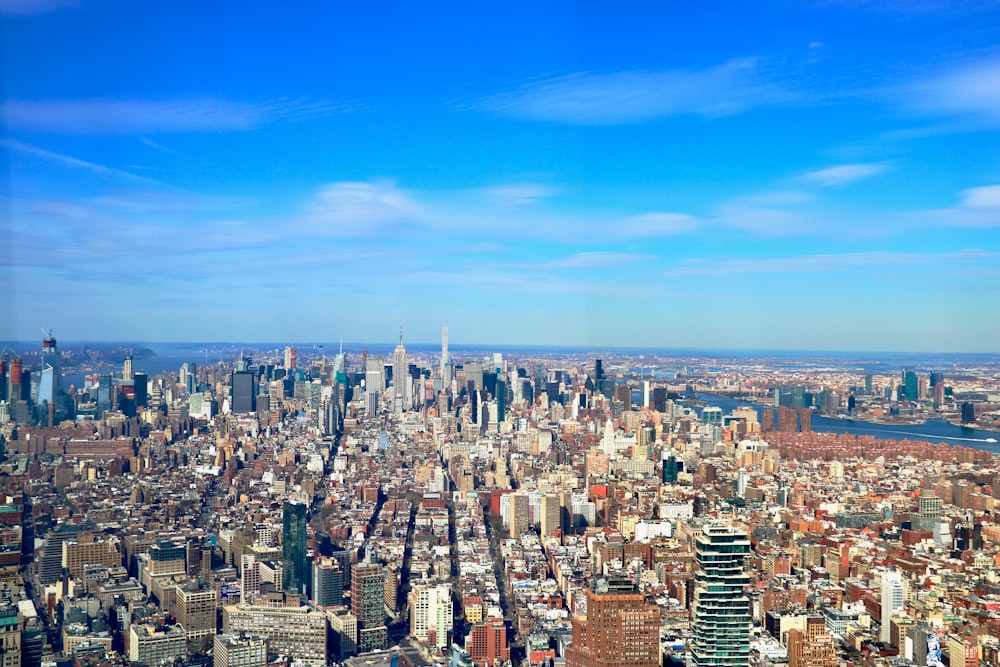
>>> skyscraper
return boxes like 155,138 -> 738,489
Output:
691,524 -> 751,667
352,561 -> 387,652
540,494 -> 561,537
509,494 -> 529,537
232,370 -> 256,414
440,327 -> 450,387
902,370 -> 918,402
393,329 -> 409,413
564,577 -> 660,667
880,569 -> 904,643
282,501 -> 308,596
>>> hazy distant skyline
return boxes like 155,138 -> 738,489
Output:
3,2 -> 1000,351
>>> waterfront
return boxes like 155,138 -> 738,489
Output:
698,393 -> 1000,452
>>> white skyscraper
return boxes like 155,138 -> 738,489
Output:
440,327 -> 450,387
880,569 -> 905,643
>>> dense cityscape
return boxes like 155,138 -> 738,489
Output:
0,330 -> 998,667
7,4 -> 1000,667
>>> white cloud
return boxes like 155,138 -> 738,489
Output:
299,181 -> 425,237
798,163 -> 889,187
922,183 -> 1000,227
473,58 -> 797,125
898,57 -> 1000,125
960,184 -> 1000,209
2,97 -> 349,134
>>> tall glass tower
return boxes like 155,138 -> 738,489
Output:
282,500 -> 308,596
691,523 -> 751,667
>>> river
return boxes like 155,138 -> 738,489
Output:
696,393 -> 1000,453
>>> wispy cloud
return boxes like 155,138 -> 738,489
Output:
139,137 -> 176,154
897,56 -> 1000,126
666,249 -> 998,276
298,181 -> 426,237
798,163 -> 889,187
472,58 -> 798,125
1,138 -> 163,186
549,252 -> 652,269
617,212 -> 701,237
2,97 -> 351,134
921,183 -> 1000,227
0,0 -> 76,15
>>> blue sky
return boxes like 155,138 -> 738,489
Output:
2,1 -> 1000,351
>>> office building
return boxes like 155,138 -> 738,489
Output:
222,593 -> 326,665
327,606 -> 358,660
564,577 -> 660,667
282,500 -> 308,596
311,556 -> 345,607
509,494 -> 529,537
691,524 -> 751,667
232,369 -> 256,414
128,623 -> 187,666
787,617 -> 836,667
176,581 -> 218,643
62,534 -> 121,577
881,569 -> 904,643
213,634 -> 267,667
540,494 -> 561,537
351,561 -> 387,652
466,618 -> 509,667
409,584 -> 453,651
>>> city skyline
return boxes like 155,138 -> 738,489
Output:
4,2 -> 1000,351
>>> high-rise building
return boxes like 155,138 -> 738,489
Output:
409,584 -> 453,651
352,561 -> 387,652
787,617 -> 836,667
440,327 -> 450,387
393,329 -> 409,413
902,370 -> 918,401
465,618 -> 509,667
509,494 -> 529,537
564,578 -> 660,667
282,501 -> 308,596
311,556 -> 345,607
176,581 -> 218,643
691,524 -> 751,667
540,494 -> 561,537
283,347 -> 297,370
232,371 -> 256,414
222,593 -> 326,665
36,333 -> 63,411
881,569 -> 904,643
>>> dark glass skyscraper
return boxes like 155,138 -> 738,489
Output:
282,500 -> 308,595
232,370 -> 256,414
